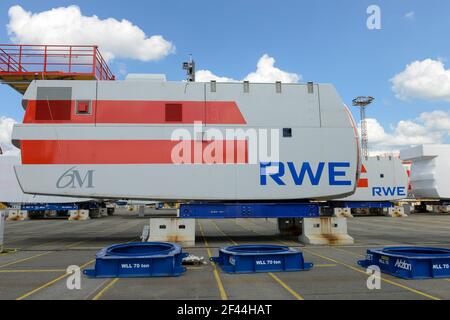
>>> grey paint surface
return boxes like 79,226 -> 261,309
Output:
0,155 -> 90,204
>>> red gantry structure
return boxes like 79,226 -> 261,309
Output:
0,44 -> 115,94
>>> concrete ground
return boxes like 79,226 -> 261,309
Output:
1,209 -> 450,300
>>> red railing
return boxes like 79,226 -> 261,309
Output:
0,44 -> 115,80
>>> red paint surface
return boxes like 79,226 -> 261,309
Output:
21,140 -> 248,165
24,100 -> 246,124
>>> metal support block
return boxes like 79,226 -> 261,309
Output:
300,217 -> 354,245
435,205 -> 449,213
148,218 -> 195,246
7,210 -> 29,221
19,210 -> 29,221
68,210 -> 90,221
333,208 -> 353,218
386,206 -> 407,218
6,209 -> 19,221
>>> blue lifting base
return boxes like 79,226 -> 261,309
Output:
84,242 -> 189,278
358,247 -> 450,280
179,202 -> 319,219
211,244 -> 313,274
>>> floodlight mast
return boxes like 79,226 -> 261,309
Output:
352,96 -> 374,159
182,54 -> 196,82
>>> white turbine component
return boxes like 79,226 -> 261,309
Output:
400,144 -> 450,200
337,156 -> 409,201
12,80 -> 359,201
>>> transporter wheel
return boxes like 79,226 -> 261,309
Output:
107,208 -> 115,216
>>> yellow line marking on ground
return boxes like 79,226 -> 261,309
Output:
0,249 -> 18,256
16,259 -> 95,300
65,240 -> 89,249
268,273 -> 304,300
198,220 -> 228,300
315,264 -> 338,267
66,247 -> 104,250
301,248 -> 440,300
92,278 -> 120,300
0,251 -> 51,268
64,222 -> 140,249
211,220 -> 238,245
331,246 -> 365,258
0,269 -> 66,273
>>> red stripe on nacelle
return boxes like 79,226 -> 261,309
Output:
24,101 -> 247,124
21,140 -> 248,165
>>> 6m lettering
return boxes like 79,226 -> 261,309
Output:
57,167 -> 95,189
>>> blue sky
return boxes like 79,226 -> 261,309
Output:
0,0 -> 449,153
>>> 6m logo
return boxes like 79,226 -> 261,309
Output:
57,167 -> 95,189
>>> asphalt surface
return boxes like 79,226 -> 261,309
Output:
1,209 -> 450,300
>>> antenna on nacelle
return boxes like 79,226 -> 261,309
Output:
182,54 -> 196,82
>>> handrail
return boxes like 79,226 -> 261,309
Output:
0,44 -> 114,80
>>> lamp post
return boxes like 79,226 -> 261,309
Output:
352,96 -> 374,159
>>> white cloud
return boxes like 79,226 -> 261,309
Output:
361,110 -> 450,153
7,5 -> 175,62
244,55 -> 301,83
0,117 -> 20,156
195,70 -> 237,83
404,11 -> 415,19
391,59 -> 450,101
419,110 -> 450,133
196,54 -> 301,83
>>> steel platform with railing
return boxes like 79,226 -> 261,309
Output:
0,44 -> 115,94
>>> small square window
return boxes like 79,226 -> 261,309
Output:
76,100 -> 91,114
380,174 -> 385,178
283,128 -> 292,137
165,103 -> 183,122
